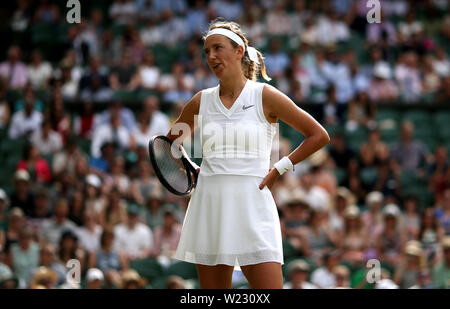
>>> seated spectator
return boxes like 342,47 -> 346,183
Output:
329,187 -> 355,233
158,62 -> 195,94
109,51 -> 139,91
390,121 -> 431,174
103,156 -> 130,195
393,240 -> 424,289
30,243 -> 66,286
119,269 -> 146,289
48,90 -> 71,144
93,100 -> 137,133
162,76 -> 194,104
151,205 -> 182,260
264,38 -> 290,79
7,226 -> 40,288
333,265 -> 351,288
166,275 -> 186,289
113,203 -> 153,261
0,259 -> 18,289
339,205 -> 368,265
418,208 -> 444,264
8,91 -> 43,139
435,188 -> 450,236
137,51 -> 160,90
140,189 -> 166,231
85,268 -> 104,289
0,45 -> 28,90
32,0 -> 60,23
346,92 -> 376,132
399,194 -> 421,241
16,143 -> 52,184
3,208 -> 25,254
27,50 -> 52,90
140,96 -> 170,140
84,174 -> 107,218
89,227 -> 127,288
9,170 -> 35,216
367,62 -> 398,102
310,250 -> 340,288
31,118 -> 63,156
328,132 -> 356,170
59,60 -> 79,101
265,0 -> 290,35
375,204 -> 405,267
39,198 -> 77,247
76,209 -> 102,254
394,51 -> 423,102
91,111 -> 132,158
89,141 -> 115,174
432,236 -> 450,288
109,0 -> 138,25
284,259 -> 317,289
360,128 -> 390,165
67,190 -> 85,227
101,187 -> 127,228
73,102 -> 95,139
52,136 -> 86,180
432,46 -> 450,78
397,10 -> 423,44
29,266 -> 58,289
27,187 -> 52,234
57,230 -> 86,271
0,188 -> 8,233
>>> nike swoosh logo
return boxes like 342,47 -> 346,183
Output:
242,104 -> 254,110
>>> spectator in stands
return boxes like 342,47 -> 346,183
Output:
16,142 -> 52,184
393,240 -> 424,289
52,136 -> 85,180
8,90 -> 43,139
0,188 -> 8,234
91,111 -> 133,159
339,205 -> 368,265
366,9 -> 397,48
83,174 -> 106,219
31,243 -> 66,286
73,102 -> 95,139
27,50 -> 52,90
76,209 -> 102,254
435,188 -> 450,236
333,265 -> 351,288
400,194 -> 421,242
362,191 -> 385,247
89,227 -> 127,288
375,204 -> 405,267
435,75 -> 450,104
166,275 -> 185,289
158,62 -> 195,94
10,0 -> 31,34
33,0 -> 60,24
68,189 -> 85,227
7,226 -> 40,288
310,250 -> 340,288
328,132 -> 355,170
394,51 -> 423,102
185,0 -> 209,38
264,38 -> 290,79
57,229 -> 86,271
368,62 -> 399,102
119,269 -> 146,289
101,187 -> 127,228
31,118 -> 63,156
432,236 -> 450,288
109,51 -> 140,91
29,266 -> 58,289
94,100 -> 137,133
114,203 -> 153,262
14,84 -> 45,112
39,198 -> 77,247
284,259 -> 317,289
27,187 -> 51,234
85,268 -> 104,289
265,0 -> 290,35
142,96 -> 170,138
0,45 -> 28,90
129,161 -> 161,207
9,170 -> 34,217
137,51 -> 160,90
418,207 -> 444,264
151,204 -> 182,259
104,156 -> 130,195
346,91 -> 376,132
390,121 -> 431,174
432,46 -> 450,78
3,208 -> 25,255
397,10 -> 423,45
109,0 -> 138,25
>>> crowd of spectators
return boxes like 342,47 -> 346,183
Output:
0,0 -> 449,289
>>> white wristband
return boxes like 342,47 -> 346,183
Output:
273,156 -> 294,175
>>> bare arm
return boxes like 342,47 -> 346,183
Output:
166,91 -> 201,145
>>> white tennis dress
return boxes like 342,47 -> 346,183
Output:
174,79 -> 283,267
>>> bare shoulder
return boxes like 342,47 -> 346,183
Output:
262,83 -> 296,116
183,91 -> 202,115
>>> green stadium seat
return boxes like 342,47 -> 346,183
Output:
360,167 -> 378,189
129,257 -> 165,285
334,167 -> 346,185
375,109 -> 401,122
345,129 -> 368,152
166,261 -> 198,280
402,110 -> 432,127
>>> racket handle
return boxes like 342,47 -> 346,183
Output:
178,144 -> 200,170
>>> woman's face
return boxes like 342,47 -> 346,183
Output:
204,34 -> 243,80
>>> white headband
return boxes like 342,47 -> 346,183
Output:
205,28 -> 260,64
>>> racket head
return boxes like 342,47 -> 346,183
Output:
148,135 -> 193,196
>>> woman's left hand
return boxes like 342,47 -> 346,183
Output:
259,168 -> 280,190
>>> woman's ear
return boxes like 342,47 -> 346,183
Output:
236,45 -> 245,60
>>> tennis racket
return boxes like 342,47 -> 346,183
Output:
148,135 -> 199,196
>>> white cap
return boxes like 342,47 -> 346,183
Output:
86,174 -> 101,188
306,187 -> 330,212
382,203 -> 401,217
375,279 -> 398,289
373,62 -> 392,79
366,191 -> 384,206
86,268 -> 104,282
14,169 -> 30,182
0,188 -> 7,201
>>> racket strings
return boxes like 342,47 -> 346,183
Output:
152,138 -> 191,193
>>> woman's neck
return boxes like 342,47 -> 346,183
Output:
219,74 -> 247,98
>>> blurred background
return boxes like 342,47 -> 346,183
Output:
0,0 -> 449,289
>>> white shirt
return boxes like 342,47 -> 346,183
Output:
311,267 -> 336,289
284,281 -> 318,289
27,62 -> 52,89
91,123 -> 130,158
139,66 -> 160,89
114,223 -> 153,260
76,225 -> 102,253
31,129 -> 63,155
8,110 -> 43,139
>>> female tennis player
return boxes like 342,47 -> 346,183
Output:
166,18 -> 330,289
